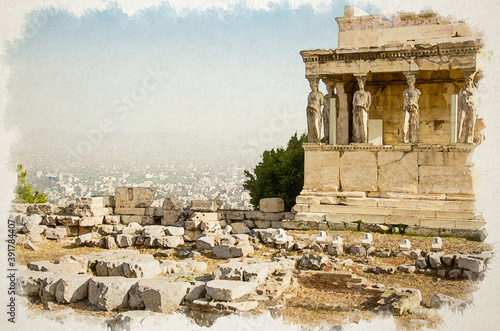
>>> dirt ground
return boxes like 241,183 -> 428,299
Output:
16,229 -> 492,330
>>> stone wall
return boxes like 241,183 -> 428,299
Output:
302,145 -> 474,195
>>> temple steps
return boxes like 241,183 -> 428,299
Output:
294,212 -> 486,230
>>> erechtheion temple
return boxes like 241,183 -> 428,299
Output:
296,6 -> 485,235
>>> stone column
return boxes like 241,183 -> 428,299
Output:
457,70 -> 477,144
322,79 -> 338,145
336,82 -> 351,145
444,83 -> 458,144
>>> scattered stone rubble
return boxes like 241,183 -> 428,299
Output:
13,192 -> 493,326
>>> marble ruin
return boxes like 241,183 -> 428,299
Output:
13,6 -> 493,328
297,6 -> 485,237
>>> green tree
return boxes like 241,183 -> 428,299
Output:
243,132 -> 307,211
14,164 -> 47,203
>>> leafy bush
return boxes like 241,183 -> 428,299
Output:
243,133 -> 307,211
14,164 -> 47,203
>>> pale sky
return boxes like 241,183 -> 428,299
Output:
0,0 -> 391,164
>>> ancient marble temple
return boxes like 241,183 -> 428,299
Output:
294,6 -> 486,237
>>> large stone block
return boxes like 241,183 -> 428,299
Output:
418,151 -> 472,167
38,274 -> 63,301
162,197 -> 183,210
205,280 -> 256,301
378,151 -> 418,193
188,200 -> 223,212
418,165 -> 474,194
17,270 -> 45,297
259,198 -> 285,212
156,236 -> 183,248
55,274 -> 92,303
115,187 -> 156,208
304,150 -> 340,191
161,210 -> 184,226
114,207 -> 148,216
128,280 -> 190,312
340,151 -> 377,191
88,277 -> 138,311
123,258 -> 161,278
121,215 -> 154,225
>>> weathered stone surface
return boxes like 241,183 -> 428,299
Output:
95,224 -> 115,236
298,254 -> 329,270
162,196 -> 183,210
164,226 -> 184,236
415,258 -> 428,269
115,187 -> 156,208
378,152 -> 418,193
38,273 -> 63,301
303,150 -> 340,191
213,245 -> 233,259
398,265 -> 416,273
23,240 -> 39,251
186,281 -> 206,301
88,277 -> 138,311
128,279 -> 190,312
430,293 -> 468,309
457,256 -> 485,273
59,255 -> 89,273
123,258 -> 161,279
183,229 -> 202,242
79,216 -> 103,227
448,269 -> 462,279
350,245 -> 367,256
116,234 -> 136,248
441,254 -> 455,267
196,236 -> 216,251
188,200 -> 223,212
142,225 -> 166,238
254,220 -> 270,228
104,236 -> 118,249
76,232 -> 102,246
119,222 -> 143,234
55,274 -> 92,303
407,249 -> 422,260
156,236 -> 183,248
223,210 -> 245,221
27,261 -> 82,275
259,198 -> 285,212
205,280 -> 256,301
340,151 -> 377,191
18,214 -> 43,233
26,203 -> 57,215
379,287 -> 422,315
114,207 -> 149,216
428,253 -> 443,269
231,222 -> 250,234
175,260 -> 208,273
56,215 -> 81,226
161,210 -> 185,226
45,227 -> 68,240
42,215 -> 57,226
17,270 -> 45,296
230,245 -> 254,258
418,165 -> 474,194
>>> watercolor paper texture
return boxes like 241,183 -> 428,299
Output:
1,0 -> 500,330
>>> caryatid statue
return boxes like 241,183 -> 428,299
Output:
402,72 -> 421,144
352,75 -> 371,144
322,79 -> 336,145
306,78 -> 324,143
457,70 -> 477,144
